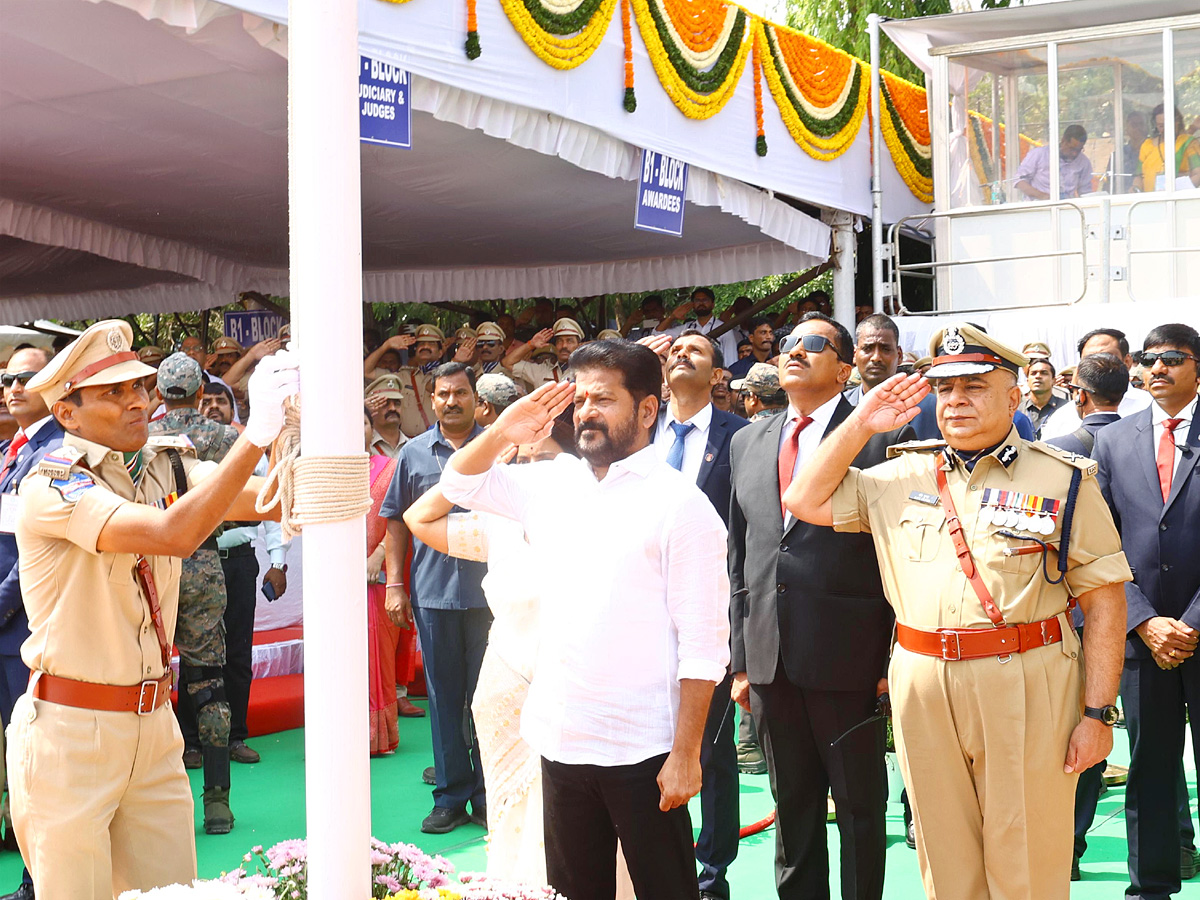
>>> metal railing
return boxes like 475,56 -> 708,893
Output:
1124,192 -> 1200,304
888,201 -> 1089,314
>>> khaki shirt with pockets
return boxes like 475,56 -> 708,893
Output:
17,434 -> 217,687
830,428 -> 1132,630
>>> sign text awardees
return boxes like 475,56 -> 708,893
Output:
634,149 -> 688,237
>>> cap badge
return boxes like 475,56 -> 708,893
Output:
942,327 -> 965,356
106,328 -> 124,353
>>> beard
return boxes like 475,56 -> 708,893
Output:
575,414 -> 641,469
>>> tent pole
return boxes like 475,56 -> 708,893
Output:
868,13 -> 886,315
288,0 -> 370,896
830,211 -> 857,334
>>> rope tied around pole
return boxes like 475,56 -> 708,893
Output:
255,398 -> 372,540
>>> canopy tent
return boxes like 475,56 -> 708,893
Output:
0,0 -> 933,325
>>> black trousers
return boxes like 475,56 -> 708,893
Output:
1122,656 -> 1200,900
542,754 -> 699,900
697,672 -> 740,899
750,659 -> 886,900
180,549 -> 259,746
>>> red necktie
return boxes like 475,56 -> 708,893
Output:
778,415 -> 814,518
0,432 -> 28,482
1156,418 -> 1183,502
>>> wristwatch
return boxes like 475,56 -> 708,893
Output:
1083,705 -> 1119,726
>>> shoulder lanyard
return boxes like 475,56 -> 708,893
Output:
407,370 -> 433,431
936,463 -> 1006,627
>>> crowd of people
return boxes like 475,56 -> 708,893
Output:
0,293 -> 1196,900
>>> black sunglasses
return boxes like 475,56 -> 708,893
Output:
1,371 -> 37,388
1134,350 -> 1198,368
779,333 -> 846,361
476,340 -> 502,348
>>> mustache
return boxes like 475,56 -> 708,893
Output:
383,410 -> 400,420
576,422 -> 609,438
670,359 -> 695,371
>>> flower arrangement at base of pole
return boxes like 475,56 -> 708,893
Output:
118,838 -> 567,900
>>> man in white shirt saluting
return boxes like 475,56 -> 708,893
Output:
440,340 -> 731,900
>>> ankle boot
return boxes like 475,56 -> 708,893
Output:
202,746 -> 234,834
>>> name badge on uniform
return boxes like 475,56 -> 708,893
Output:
0,493 -> 22,534
908,491 -> 940,507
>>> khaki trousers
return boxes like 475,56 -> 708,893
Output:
6,691 -> 197,900
891,628 -> 1082,900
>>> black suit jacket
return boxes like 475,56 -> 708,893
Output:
1047,411 -> 1120,457
0,420 -> 65,653
1094,406 -> 1200,658
655,406 -> 747,527
728,397 -> 910,691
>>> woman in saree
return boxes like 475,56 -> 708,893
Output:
365,409 -> 402,755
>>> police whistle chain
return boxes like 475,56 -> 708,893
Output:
254,396 -> 372,541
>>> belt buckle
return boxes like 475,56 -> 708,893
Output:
1041,620 -> 1051,646
939,630 -> 962,661
217,548 -> 230,559
137,679 -> 160,715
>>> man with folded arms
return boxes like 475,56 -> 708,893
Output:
440,341 -> 730,900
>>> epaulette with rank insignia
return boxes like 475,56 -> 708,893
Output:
1028,441 -> 1098,477
886,439 -> 947,460
37,446 -> 85,480
145,434 -> 196,454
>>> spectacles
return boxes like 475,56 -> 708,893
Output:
476,340 -> 501,348
0,372 -> 37,388
779,333 -> 845,361
1134,350 -> 1198,368
1065,383 -> 1089,396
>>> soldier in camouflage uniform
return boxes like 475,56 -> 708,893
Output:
731,362 -> 787,423
147,353 -> 240,834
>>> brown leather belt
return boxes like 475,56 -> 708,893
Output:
32,672 -> 173,715
896,618 -> 1064,661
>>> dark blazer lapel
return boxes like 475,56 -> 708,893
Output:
695,413 -> 725,491
1164,413 -> 1200,514
1133,409 -> 1162,505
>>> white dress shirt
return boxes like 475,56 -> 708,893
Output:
662,318 -> 740,367
440,445 -> 730,767
1040,386 -> 1152,440
654,402 -> 713,484
1152,394 -> 1196,476
780,392 -> 842,528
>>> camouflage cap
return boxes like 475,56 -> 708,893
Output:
156,352 -> 204,398
476,373 -> 521,409
731,362 -> 781,396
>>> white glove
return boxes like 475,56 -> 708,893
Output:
244,349 -> 300,448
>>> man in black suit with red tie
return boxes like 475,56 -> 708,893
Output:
727,313 -> 912,900
1094,323 -> 1200,900
653,330 -> 747,900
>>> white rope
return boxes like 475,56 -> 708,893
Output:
255,399 -> 372,540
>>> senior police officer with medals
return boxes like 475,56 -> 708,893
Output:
7,320 -> 297,900
784,323 -> 1132,899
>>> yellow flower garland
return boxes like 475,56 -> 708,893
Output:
631,0 -> 751,120
500,0 -> 618,70
881,95 -> 933,202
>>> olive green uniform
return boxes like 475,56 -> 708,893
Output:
830,429 -> 1132,899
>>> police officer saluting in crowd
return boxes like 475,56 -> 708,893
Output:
785,324 -> 1132,899
7,321 -> 296,900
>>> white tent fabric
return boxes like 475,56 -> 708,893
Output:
0,0 -> 920,322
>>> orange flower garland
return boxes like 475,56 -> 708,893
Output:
753,32 -> 766,156
622,0 -> 636,111
465,0 -> 480,58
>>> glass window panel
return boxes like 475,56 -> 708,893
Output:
1056,32 -> 1164,196
1170,27 -> 1200,190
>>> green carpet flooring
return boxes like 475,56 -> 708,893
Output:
1,703 -> 1197,897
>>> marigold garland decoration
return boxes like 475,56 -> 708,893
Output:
630,0 -> 752,120
621,0 -> 637,111
500,0 -> 619,70
752,32 -> 766,156
967,110 -> 1041,201
756,19 -> 866,161
879,71 -> 931,202
466,0 -> 481,58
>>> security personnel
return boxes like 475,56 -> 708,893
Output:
9,320 -> 295,900
509,317 -> 583,390
473,322 -> 512,379
365,373 -> 407,458
730,362 -> 786,422
148,353 -> 240,834
784,323 -> 1133,899
396,324 -> 444,438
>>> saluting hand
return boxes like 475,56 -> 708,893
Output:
855,371 -> 929,434
491,381 -> 576,446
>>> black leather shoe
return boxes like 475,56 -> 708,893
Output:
1071,854 -> 1081,882
1182,846 -> 1200,880
469,805 -> 487,829
422,766 -> 436,785
182,747 -> 202,770
421,807 -> 469,834
699,893 -> 726,900
906,821 -> 916,849
230,741 -> 261,764
0,883 -> 35,900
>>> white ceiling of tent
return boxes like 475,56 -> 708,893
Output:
0,0 -> 838,322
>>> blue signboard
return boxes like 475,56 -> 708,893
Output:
634,149 -> 688,237
359,55 -> 411,149
224,310 -> 285,348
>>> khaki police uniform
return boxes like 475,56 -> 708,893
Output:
393,325 -> 443,438
511,317 -> 581,391
8,321 -> 217,899
472,322 -> 514,382
827,324 -> 1133,900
